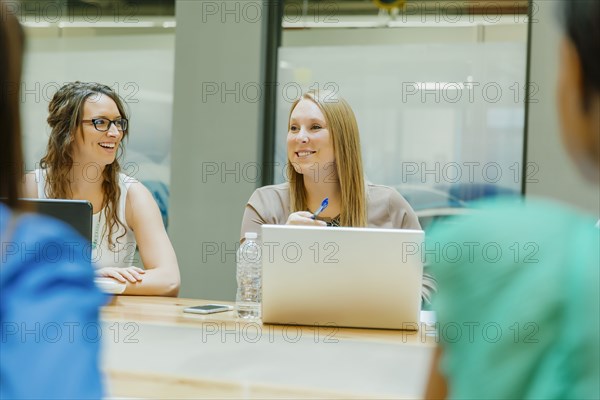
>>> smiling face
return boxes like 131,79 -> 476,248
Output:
72,93 -> 124,168
287,98 -> 336,179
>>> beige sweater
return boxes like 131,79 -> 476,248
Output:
240,182 -> 421,239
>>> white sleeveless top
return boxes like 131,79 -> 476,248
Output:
35,169 -> 138,269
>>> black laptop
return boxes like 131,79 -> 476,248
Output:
21,198 -> 93,243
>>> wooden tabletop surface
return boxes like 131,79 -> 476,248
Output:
101,296 -> 436,399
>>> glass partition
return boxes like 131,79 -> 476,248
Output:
272,0 -> 530,217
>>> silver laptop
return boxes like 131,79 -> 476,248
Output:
261,225 -> 424,330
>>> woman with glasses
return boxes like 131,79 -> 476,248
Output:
24,82 -> 180,296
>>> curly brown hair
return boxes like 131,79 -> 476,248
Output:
40,81 -> 130,247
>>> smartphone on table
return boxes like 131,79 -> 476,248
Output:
183,304 -> 234,314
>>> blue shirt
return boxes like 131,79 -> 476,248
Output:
1,203 -> 108,399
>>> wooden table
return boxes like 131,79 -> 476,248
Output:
101,296 -> 436,399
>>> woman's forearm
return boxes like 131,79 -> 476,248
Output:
121,266 -> 180,296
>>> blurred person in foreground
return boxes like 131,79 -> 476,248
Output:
0,3 -> 106,398
425,1 -> 599,399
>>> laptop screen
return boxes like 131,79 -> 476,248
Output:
21,198 -> 93,242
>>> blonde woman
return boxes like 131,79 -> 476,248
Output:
24,82 -> 180,296
241,90 -> 434,301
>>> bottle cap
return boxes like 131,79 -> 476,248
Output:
244,232 -> 258,240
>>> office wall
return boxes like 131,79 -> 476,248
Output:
525,1 -> 600,215
169,1 -> 264,300
282,22 -> 527,47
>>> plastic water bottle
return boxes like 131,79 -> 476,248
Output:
236,232 -> 262,319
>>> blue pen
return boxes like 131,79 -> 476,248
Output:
311,197 -> 329,219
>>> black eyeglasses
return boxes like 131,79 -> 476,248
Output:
82,118 -> 128,132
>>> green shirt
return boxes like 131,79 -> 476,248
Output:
428,198 -> 599,399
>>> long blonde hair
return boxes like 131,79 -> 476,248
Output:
40,82 -> 129,246
286,90 -> 367,227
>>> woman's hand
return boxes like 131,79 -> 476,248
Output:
96,267 -> 145,284
286,211 -> 327,226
